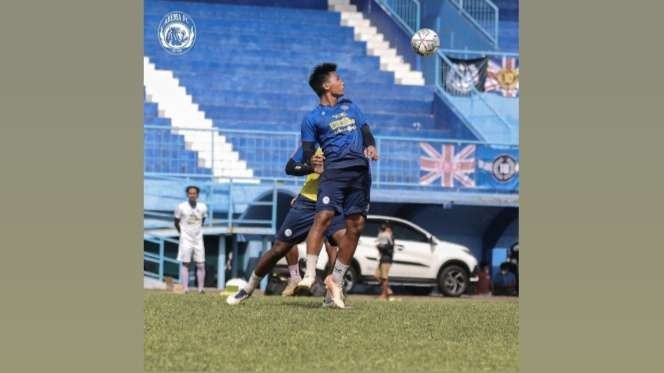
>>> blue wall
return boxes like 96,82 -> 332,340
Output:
432,91 -> 480,140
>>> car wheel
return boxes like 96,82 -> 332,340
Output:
343,265 -> 358,294
438,264 -> 469,297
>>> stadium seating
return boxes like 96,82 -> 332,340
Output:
142,0 -> 482,176
143,0 -> 454,137
144,100 -> 211,175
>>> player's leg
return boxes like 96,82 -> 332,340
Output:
176,244 -> 193,293
178,262 -> 190,293
298,210 -> 335,289
195,262 -> 205,293
193,245 -> 206,293
299,171 -> 342,289
226,240 -> 296,305
227,198 -> 313,305
323,226 -> 345,307
323,240 -> 337,277
281,245 -> 302,296
324,167 -> 371,307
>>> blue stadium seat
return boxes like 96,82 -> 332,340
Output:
144,100 -> 211,175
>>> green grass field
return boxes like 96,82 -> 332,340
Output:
145,291 -> 518,372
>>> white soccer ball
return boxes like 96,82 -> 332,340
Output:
411,28 -> 440,56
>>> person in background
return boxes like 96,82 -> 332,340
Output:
492,262 -> 517,296
174,185 -> 208,294
374,223 -> 394,300
476,262 -> 492,295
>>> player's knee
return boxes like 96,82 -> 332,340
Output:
346,216 -> 365,237
271,241 -> 291,256
315,211 -> 334,227
195,262 -> 205,270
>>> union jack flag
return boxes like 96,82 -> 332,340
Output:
485,57 -> 519,97
419,143 -> 477,188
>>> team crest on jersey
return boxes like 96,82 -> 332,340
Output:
341,104 -> 349,111
492,155 -> 518,182
284,229 -> 293,237
158,11 -> 196,55
322,196 -> 330,205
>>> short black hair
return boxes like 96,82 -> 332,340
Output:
185,185 -> 200,194
309,63 -> 337,96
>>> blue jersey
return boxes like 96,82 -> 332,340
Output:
300,98 -> 368,170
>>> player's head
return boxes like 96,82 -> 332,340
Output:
309,63 -> 344,97
185,185 -> 200,202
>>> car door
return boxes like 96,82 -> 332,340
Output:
388,221 -> 434,279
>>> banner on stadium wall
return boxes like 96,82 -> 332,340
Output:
418,142 -> 519,191
442,56 -> 488,96
485,57 -> 519,97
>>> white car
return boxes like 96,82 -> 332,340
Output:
276,215 -> 479,297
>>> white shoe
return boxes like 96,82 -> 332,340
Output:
282,278 -> 301,297
324,275 -> 345,309
296,276 -> 316,292
226,289 -> 251,305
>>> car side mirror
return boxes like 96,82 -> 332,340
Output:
428,235 -> 434,244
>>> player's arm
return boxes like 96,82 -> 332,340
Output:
174,205 -> 182,233
300,116 -> 319,169
285,152 -> 325,176
284,157 -> 314,176
362,124 -> 379,160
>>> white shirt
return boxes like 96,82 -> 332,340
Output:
175,201 -> 208,248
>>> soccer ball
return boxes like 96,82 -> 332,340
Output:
411,28 -> 440,56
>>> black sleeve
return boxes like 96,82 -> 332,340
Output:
361,124 -> 376,147
302,141 -> 316,166
284,158 -> 314,176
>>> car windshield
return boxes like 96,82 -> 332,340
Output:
390,221 -> 429,243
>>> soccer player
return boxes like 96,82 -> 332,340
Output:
226,148 -> 346,305
174,185 -> 208,294
297,63 -> 379,308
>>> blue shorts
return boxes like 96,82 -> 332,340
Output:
275,195 -> 345,244
316,166 -> 371,217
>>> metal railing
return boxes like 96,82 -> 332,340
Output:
449,0 -> 500,47
144,235 -> 181,282
144,125 -> 518,193
144,171 -> 279,231
375,0 -> 421,33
